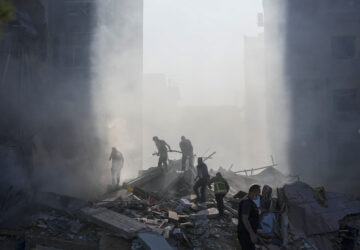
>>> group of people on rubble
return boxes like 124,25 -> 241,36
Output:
192,155 -> 259,249
152,135 -> 193,170
109,136 -> 359,250
108,136 -> 193,186
151,135 -> 258,249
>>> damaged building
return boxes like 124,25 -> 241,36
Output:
1,158 -> 360,249
263,0 -> 360,193
0,0 -> 360,249
0,0 -> 143,195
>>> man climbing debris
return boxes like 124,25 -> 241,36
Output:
193,157 -> 209,202
208,172 -> 229,216
109,147 -> 124,186
179,135 -> 194,170
152,136 -> 172,168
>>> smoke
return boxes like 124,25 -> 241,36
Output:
0,0 -> 143,199
142,1 -> 284,172
91,0 -> 143,183
262,1 -> 290,174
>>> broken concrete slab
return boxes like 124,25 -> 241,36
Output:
95,189 -> 133,206
194,207 -> 219,219
80,207 -> 150,239
124,160 -> 196,199
283,182 -> 360,235
138,232 -> 173,250
124,167 -> 163,189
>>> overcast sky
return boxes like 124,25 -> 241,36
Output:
144,0 -> 263,106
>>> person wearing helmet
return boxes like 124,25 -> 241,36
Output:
208,172 -> 230,216
153,136 -> 172,168
179,136 -> 194,171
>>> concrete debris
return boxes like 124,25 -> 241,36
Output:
80,206 -> 151,239
1,162 -> 359,249
138,232 -> 173,250
168,210 -> 179,222
179,198 -> 192,206
194,207 -> 219,219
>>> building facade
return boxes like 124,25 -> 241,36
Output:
263,0 -> 360,192
0,0 -> 143,194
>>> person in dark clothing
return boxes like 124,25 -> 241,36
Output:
208,172 -> 229,216
109,147 -> 124,186
193,157 -> 209,202
238,184 -> 261,250
338,218 -> 358,250
153,136 -> 172,168
179,136 -> 194,170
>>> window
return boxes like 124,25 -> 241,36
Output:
331,36 -> 356,59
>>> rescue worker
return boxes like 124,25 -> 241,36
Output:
153,136 -> 172,168
208,172 -> 229,216
193,157 -> 209,202
338,218 -> 358,250
238,184 -> 261,250
109,147 -> 124,186
179,136 -> 194,170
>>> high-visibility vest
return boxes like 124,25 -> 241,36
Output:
214,181 -> 228,194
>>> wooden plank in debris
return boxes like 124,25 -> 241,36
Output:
234,164 -> 278,175
203,151 -> 216,161
80,207 -> 150,239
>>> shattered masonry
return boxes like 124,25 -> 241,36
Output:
1,158 -> 360,249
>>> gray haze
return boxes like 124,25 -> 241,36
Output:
142,1 -> 276,172
144,0 -> 263,106
2,0 -> 356,197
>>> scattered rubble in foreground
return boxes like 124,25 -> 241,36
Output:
0,160 -> 359,250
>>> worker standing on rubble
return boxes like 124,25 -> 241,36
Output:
109,147 -> 124,186
153,136 -> 172,168
238,184 -> 261,250
193,157 -> 209,202
208,172 -> 229,216
179,136 -> 194,170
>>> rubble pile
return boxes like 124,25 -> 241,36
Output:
0,162 -> 359,249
